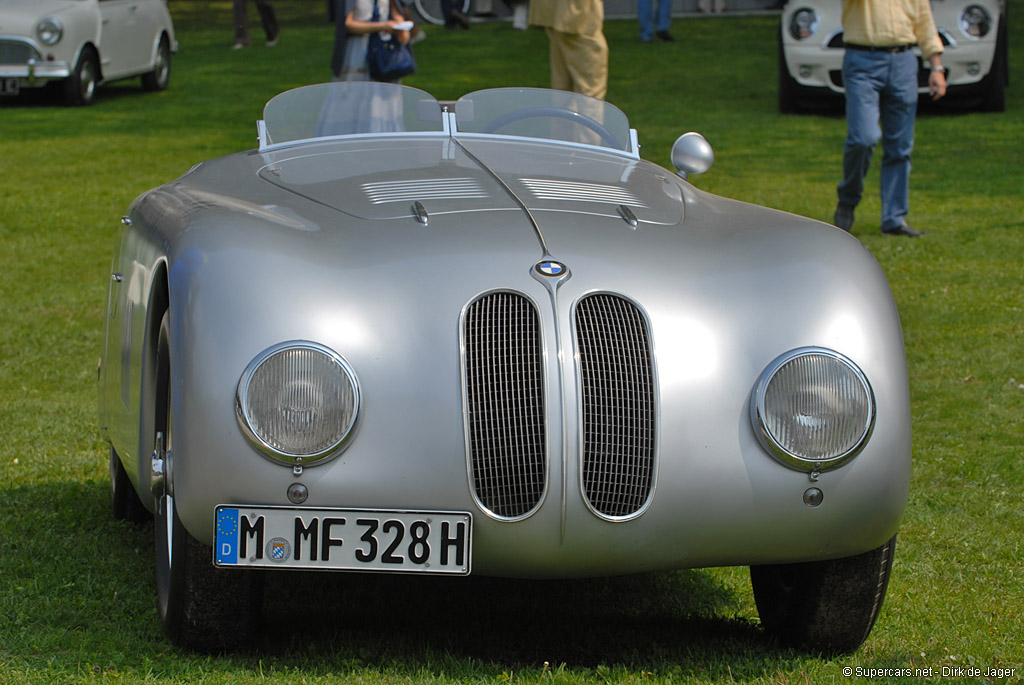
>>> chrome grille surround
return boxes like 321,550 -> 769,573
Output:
462,291 -> 547,520
0,39 -> 39,65
574,293 -> 657,520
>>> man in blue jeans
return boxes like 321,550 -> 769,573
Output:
834,0 -> 946,237
637,0 -> 673,43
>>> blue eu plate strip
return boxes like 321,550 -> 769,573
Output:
216,508 -> 240,564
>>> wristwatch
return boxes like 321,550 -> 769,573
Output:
929,65 -> 945,72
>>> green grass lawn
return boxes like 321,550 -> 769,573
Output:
1,2 -> 1022,682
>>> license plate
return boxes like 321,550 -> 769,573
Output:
0,79 -> 19,96
214,505 -> 472,574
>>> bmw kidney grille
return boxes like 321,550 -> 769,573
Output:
463,292 -> 656,521
575,294 -> 656,519
464,292 -> 547,519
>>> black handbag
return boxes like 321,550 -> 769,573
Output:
367,1 -> 416,81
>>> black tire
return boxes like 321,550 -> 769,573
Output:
980,20 -> 1007,112
142,35 -> 172,92
750,535 -> 897,654
64,47 -> 99,106
778,34 -> 802,114
152,313 -> 262,651
110,445 -> 150,523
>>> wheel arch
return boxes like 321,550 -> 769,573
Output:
77,42 -> 105,82
134,260 -> 170,512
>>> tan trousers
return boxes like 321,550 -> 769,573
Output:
545,27 -> 608,100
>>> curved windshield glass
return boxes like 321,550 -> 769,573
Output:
261,83 -> 445,146
454,87 -> 632,152
259,84 -> 635,155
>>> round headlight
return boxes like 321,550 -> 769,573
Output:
37,18 -> 63,46
237,342 -> 360,465
788,8 -> 819,40
751,348 -> 875,472
959,5 -> 992,39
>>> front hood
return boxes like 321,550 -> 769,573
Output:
256,137 -> 683,227
0,0 -> 83,29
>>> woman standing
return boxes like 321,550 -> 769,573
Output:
329,0 -> 411,81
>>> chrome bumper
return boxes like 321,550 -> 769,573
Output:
0,59 -> 72,83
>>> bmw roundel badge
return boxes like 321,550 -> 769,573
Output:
535,260 -> 568,277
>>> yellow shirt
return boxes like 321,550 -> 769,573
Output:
529,0 -> 604,36
842,0 -> 944,59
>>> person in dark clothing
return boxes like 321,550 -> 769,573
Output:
233,0 -> 279,49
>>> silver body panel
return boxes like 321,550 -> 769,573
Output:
100,86 -> 911,578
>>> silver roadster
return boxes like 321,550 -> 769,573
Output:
99,82 -> 911,653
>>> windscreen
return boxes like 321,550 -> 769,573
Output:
454,88 -> 632,153
261,83 -> 445,146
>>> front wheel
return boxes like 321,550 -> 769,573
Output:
777,34 -> 801,114
155,489 -> 263,651
152,313 -> 262,651
64,48 -> 98,106
980,21 -> 1007,112
141,35 -> 172,92
750,535 -> 897,653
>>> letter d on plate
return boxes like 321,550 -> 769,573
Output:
216,508 -> 240,564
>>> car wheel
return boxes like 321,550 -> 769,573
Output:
750,535 -> 896,653
778,34 -> 801,114
413,0 -> 470,25
110,445 -> 149,523
980,20 -> 1007,112
64,47 -> 99,106
142,35 -> 172,92
151,312 -> 263,651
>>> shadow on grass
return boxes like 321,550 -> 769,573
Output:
255,569 -> 769,670
5,479 -> 792,679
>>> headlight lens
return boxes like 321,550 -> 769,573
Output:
37,18 -> 63,45
788,8 -> 819,40
237,342 -> 360,465
959,5 -> 992,38
751,348 -> 874,472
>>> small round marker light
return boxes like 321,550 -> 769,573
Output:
803,487 -> 824,507
287,483 -> 309,504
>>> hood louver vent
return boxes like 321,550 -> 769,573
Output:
361,178 -> 490,204
520,179 -> 648,208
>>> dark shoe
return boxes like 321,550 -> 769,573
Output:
656,30 -> 675,42
833,203 -> 855,231
450,10 -> 470,28
882,220 -> 927,237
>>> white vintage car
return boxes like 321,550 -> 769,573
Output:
779,0 -> 1008,112
0,0 -> 175,105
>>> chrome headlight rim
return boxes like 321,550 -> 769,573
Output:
788,8 -> 819,41
236,341 -> 360,466
751,347 -> 875,473
37,17 -> 64,46
958,4 -> 993,39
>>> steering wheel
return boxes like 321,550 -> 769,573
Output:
477,106 -> 624,150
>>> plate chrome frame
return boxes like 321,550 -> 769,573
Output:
213,504 -> 472,575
